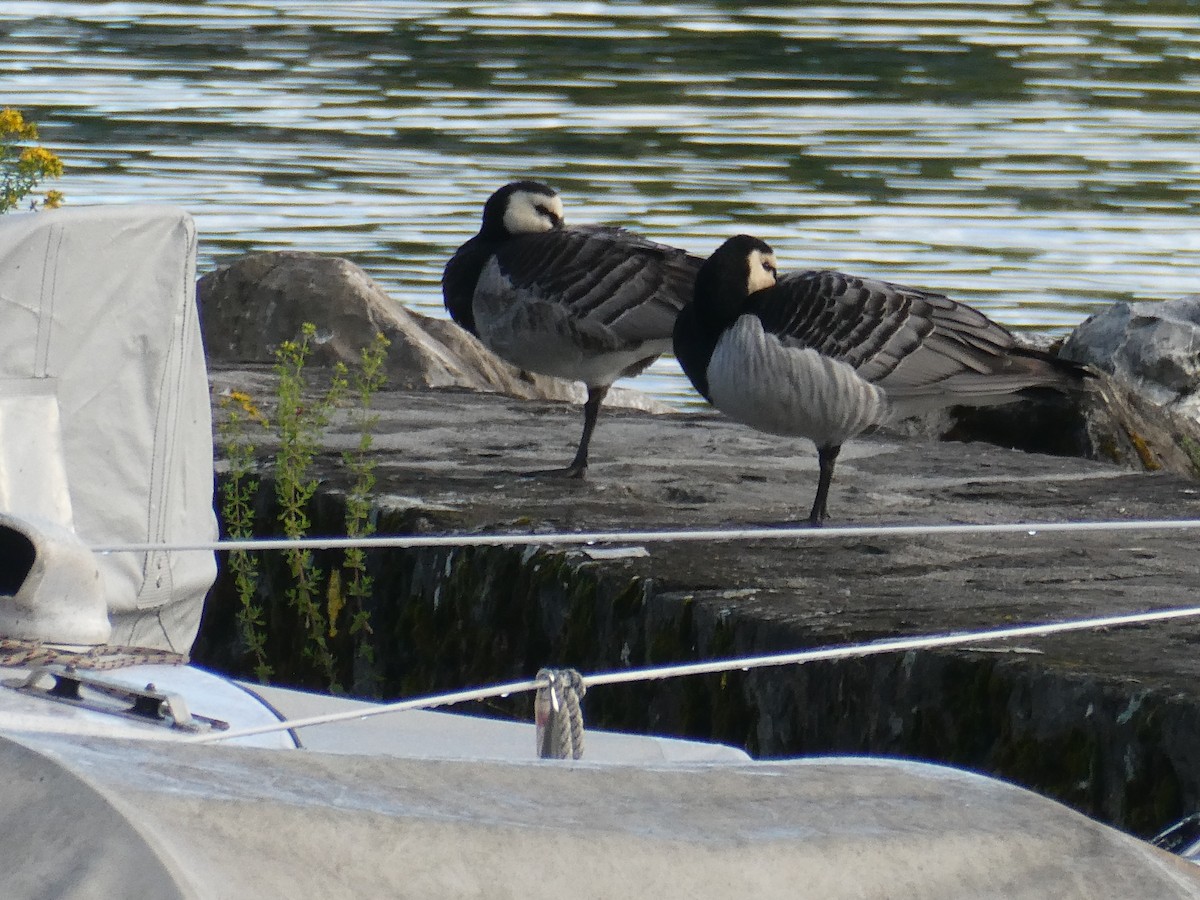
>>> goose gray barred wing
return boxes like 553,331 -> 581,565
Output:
495,227 -> 702,345
749,270 -> 1053,399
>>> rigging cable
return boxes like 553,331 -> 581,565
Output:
94,516 -> 1200,554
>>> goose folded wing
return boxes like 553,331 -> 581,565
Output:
751,271 -> 936,380
872,292 -> 1068,401
752,271 -> 1032,398
496,228 -> 701,347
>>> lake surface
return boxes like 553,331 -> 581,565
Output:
3,1 -> 1199,404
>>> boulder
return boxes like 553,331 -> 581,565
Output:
1060,296 -> 1200,420
197,251 -> 666,412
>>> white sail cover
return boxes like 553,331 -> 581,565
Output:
0,205 -> 216,651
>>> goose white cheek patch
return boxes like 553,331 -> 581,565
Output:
503,191 -> 565,235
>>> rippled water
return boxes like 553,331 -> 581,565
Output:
3,1 -> 1199,403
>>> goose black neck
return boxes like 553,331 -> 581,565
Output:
694,250 -> 754,332
479,192 -> 512,241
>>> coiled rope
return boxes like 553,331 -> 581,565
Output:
535,668 -> 586,759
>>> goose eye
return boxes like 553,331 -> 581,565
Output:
535,204 -> 562,227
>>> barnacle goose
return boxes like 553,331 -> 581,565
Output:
673,234 -> 1091,525
443,181 -> 702,477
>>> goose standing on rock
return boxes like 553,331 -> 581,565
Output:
443,180 -> 702,477
673,234 -> 1091,525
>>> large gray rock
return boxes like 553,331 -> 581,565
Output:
197,251 -> 666,412
1061,297 -> 1200,420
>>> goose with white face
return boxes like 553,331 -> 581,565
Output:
502,187 -> 565,235
746,248 -> 778,295
673,233 -> 1092,525
442,180 -> 703,479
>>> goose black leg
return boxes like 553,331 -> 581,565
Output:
522,385 -> 609,479
807,444 -> 842,526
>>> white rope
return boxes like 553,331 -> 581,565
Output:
535,668 -> 587,760
188,602 -> 1200,745
93,517 -> 1200,554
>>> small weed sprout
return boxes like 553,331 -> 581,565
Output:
1,108 -> 64,213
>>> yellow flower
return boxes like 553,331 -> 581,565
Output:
1,109 -> 63,214
0,107 -> 37,139
18,145 -> 64,178
326,569 -> 344,638
223,389 -> 268,425
42,190 -> 63,209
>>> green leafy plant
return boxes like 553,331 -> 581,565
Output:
217,390 -> 272,682
340,332 -> 391,683
274,323 -> 348,689
217,323 -> 389,692
1,108 -> 64,212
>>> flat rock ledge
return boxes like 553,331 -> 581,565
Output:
199,370 -> 1200,840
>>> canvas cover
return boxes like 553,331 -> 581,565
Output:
3,729 -> 1200,900
0,205 -> 216,651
